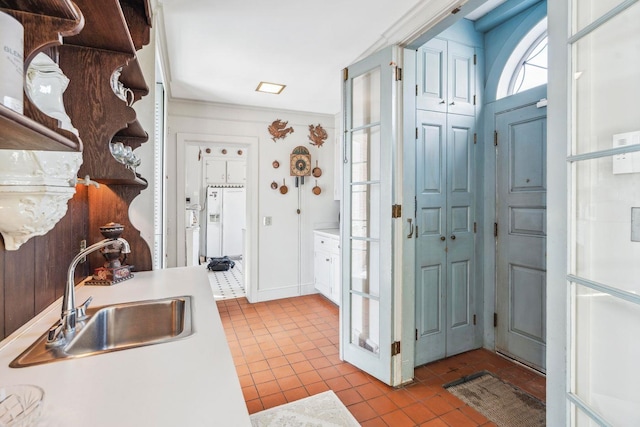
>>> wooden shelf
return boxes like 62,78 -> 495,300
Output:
0,0 -> 81,21
95,173 -> 148,187
113,119 -> 148,149
0,105 -> 81,151
119,0 -> 152,50
64,0 -> 135,53
120,57 -> 149,97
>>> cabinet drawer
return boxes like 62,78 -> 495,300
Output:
314,233 -> 340,253
314,234 -> 332,252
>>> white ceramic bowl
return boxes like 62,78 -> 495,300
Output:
0,150 -> 82,187
0,150 -> 82,250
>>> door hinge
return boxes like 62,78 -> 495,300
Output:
494,222 -> 498,237
415,84 -> 418,96
473,94 -> 476,105
473,133 -> 477,144
473,314 -> 477,325
473,54 -> 477,65
415,329 -> 418,341
493,313 -> 498,327
494,130 -> 498,146
451,6 -> 461,14
395,66 -> 402,81
416,127 -> 419,139
474,222 -> 477,233
343,68 -> 348,81
391,341 -> 401,356
392,204 -> 402,218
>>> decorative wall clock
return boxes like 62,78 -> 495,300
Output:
290,146 -> 311,177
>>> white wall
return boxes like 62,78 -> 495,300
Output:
167,100 -> 339,301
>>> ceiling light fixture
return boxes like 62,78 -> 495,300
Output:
256,82 -> 286,94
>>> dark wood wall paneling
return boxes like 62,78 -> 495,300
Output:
0,186 -> 89,338
87,185 -> 152,272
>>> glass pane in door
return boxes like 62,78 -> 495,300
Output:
573,0 -> 630,33
351,184 -> 381,239
352,69 -> 381,128
572,283 -> 640,425
351,127 -> 381,182
350,293 -> 380,355
573,2 -> 640,155
573,157 -> 640,294
351,239 -> 380,297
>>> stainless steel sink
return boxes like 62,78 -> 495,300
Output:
10,296 -> 193,368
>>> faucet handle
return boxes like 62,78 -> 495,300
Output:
76,296 -> 93,320
45,320 -> 65,347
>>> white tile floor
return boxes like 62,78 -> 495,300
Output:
208,258 -> 245,300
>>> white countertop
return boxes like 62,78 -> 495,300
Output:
314,228 -> 339,238
0,266 -> 251,427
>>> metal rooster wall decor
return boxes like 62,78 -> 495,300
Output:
308,124 -> 327,147
268,119 -> 294,142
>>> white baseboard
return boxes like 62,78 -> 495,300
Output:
254,282 -> 317,302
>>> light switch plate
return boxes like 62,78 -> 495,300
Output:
613,131 -> 640,174
263,216 -> 272,226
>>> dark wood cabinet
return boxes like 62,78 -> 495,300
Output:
0,0 -> 152,339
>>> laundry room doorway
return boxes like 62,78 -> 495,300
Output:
176,133 -> 258,302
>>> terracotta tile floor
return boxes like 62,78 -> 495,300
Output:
217,294 -> 546,426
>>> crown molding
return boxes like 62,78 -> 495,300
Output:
354,0 -> 469,61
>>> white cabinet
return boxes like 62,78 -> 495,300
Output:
417,38 -> 476,116
205,159 -> 246,185
226,160 -> 246,184
313,229 -> 340,305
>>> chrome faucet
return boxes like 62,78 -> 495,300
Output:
47,237 -> 131,346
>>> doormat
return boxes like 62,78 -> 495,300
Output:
444,371 -> 545,427
250,390 -> 359,427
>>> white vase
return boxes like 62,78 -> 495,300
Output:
0,11 -> 23,114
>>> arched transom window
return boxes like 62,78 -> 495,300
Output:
497,18 -> 548,99
509,34 -> 547,95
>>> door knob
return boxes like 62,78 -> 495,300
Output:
450,235 -> 456,240
440,236 -> 446,241
449,101 -> 455,105
407,218 -> 414,239
439,99 -> 445,104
